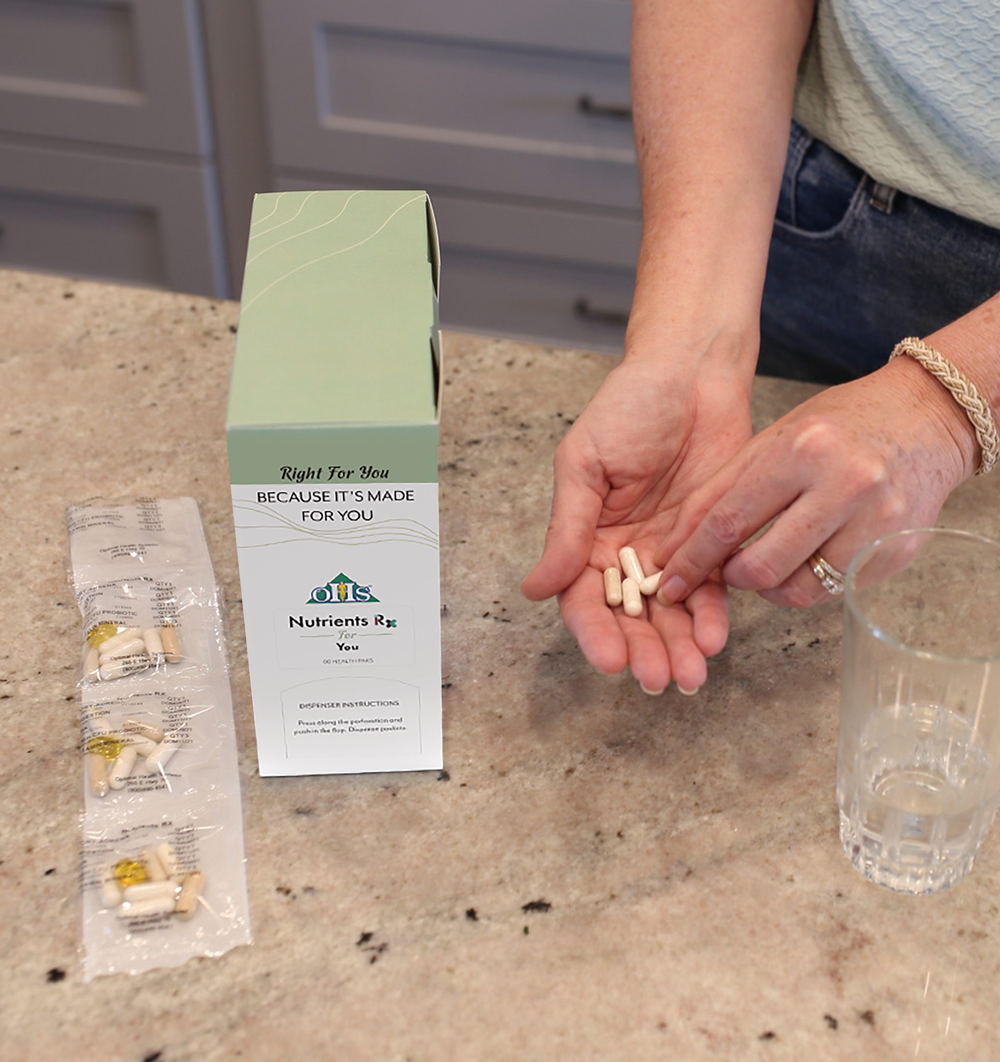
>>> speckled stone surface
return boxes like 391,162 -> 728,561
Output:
2,269 -> 1000,1061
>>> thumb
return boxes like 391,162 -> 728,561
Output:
521,453 -> 606,601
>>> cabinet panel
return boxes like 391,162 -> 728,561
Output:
258,0 -> 638,209
441,248 -> 633,353
0,140 -> 227,296
278,174 -> 638,351
0,0 -> 212,154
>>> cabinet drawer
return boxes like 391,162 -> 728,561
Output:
278,173 -> 638,351
441,247 -> 634,353
0,0 -> 212,154
0,140 -> 227,296
258,0 -> 638,210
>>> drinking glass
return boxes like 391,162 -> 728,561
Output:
839,528 -> 1000,893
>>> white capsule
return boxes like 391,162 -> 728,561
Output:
87,752 -> 109,798
159,623 -> 182,664
622,577 -> 643,617
100,869 -> 123,908
99,655 -> 150,681
118,894 -> 177,919
618,546 -> 645,585
142,627 -> 165,661
108,744 -> 137,789
83,645 -> 101,683
141,847 -> 168,882
95,627 -> 143,656
639,570 -> 663,596
84,711 -> 111,737
146,742 -> 179,774
123,718 -> 165,743
173,870 -> 205,920
153,841 -> 181,880
124,732 -> 158,757
123,879 -> 179,904
604,566 -> 623,607
99,638 -> 147,664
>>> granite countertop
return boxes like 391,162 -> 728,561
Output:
2,268 -> 999,1061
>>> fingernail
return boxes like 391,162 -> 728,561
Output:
676,684 -> 700,696
656,574 -> 687,605
640,684 -> 666,696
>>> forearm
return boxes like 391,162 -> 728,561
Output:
628,0 -> 816,374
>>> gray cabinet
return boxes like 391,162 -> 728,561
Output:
256,0 -> 639,352
0,0 -> 228,296
1,0 -> 641,349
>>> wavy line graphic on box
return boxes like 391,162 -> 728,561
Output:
232,502 -> 438,549
248,191 -> 287,229
246,191 -> 362,262
246,189 -> 322,242
240,194 -> 424,315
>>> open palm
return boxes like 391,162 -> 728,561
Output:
522,356 -> 753,693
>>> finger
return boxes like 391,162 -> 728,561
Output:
686,578 -> 730,659
720,495 -> 846,592
521,447 -> 606,602
559,566 -> 628,674
648,601 -> 706,694
655,457 -> 804,605
620,606 -> 673,694
757,540 -> 852,609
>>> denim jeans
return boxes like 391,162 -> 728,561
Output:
758,121 -> 1000,384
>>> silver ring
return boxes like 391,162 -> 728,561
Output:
808,551 -> 846,595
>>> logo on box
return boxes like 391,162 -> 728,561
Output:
307,573 -> 380,605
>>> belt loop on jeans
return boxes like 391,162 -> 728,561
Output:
869,181 -> 898,214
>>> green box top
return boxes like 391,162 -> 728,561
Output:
227,190 -> 440,430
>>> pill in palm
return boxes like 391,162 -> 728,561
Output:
639,570 -> 662,596
622,577 -> 643,617
618,546 -> 645,584
604,566 -> 623,607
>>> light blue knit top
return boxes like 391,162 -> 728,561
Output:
794,0 -> 1000,229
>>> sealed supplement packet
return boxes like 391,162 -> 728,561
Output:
67,497 -> 251,980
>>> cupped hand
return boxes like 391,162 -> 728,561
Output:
652,357 -> 978,609
521,353 -> 753,693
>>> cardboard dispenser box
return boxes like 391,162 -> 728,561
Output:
227,190 -> 442,776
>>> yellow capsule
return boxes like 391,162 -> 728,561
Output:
86,734 -> 124,760
113,858 -> 148,888
86,622 -> 120,648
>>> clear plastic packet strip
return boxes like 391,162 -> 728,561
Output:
69,498 -> 251,980
67,497 -> 214,580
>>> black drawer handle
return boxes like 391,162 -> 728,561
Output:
574,297 -> 630,327
577,94 -> 632,121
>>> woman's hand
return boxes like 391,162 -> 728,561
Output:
652,354 -> 979,608
521,351 -> 753,693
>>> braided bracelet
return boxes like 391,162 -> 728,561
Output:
889,337 -> 999,476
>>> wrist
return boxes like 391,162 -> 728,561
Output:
882,353 -> 979,485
